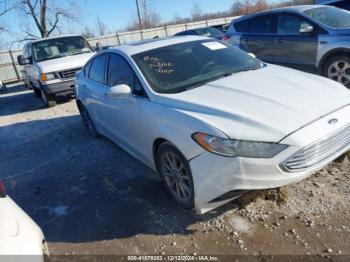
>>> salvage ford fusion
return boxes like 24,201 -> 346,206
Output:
75,36 -> 350,214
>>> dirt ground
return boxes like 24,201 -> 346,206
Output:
1,85 -> 350,261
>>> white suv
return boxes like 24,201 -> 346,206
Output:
18,35 -> 95,107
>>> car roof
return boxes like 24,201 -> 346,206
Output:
107,36 -> 210,56
233,5 -> 328,22
28,34 -> 84,45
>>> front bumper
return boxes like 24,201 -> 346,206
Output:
190,104 -> 350,214
42,79 -> 75,96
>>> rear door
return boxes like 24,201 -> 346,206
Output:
239,14 -> 276,62
274,13 -> 319,73
83,53 -> 109,128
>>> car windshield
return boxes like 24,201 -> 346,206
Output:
132,40 -> 263,94
32,36 -> 93,62
304,6 -> 350,29
196,27 -> 223,37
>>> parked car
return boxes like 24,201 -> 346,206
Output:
224,5 -> 350,88
174,26 -> 224,40
315,0 -> 350,11
17,35 -> 95,107
75,36 -> 350,214
0,180 -> 48,260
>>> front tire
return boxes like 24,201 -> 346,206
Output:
323,55 -> 350,88
41,89 -> 56,107
156,142 -> 195,210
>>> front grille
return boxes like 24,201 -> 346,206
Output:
281,124 -> 350,172
58,67 -> 81,80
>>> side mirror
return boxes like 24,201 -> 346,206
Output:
248,53 -> 256,58
300,24 -> 314,34
105,84 -> 131,99
17,55 -> 26,65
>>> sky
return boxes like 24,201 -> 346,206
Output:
1,0 -> 281,48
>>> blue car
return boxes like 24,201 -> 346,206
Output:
224,5 -> 350,87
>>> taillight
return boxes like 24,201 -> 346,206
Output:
223,35 -> 231,41
0,181 -> 6,198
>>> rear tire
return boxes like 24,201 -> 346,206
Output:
79,104 -> 99,138
41,89 -> 56,108
156,142 -> 195,210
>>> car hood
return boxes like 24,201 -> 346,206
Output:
37,52 -> 94,73
156,64 -> 350,142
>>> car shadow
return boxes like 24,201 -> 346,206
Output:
1,114 -> 234,243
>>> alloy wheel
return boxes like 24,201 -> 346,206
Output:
160,151 -> 193,203
327,60 -> 350,86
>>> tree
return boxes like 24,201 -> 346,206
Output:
191,3 -> 203,21
18,0 -> 77,38
128,0 -> 160,30
95,16 -> 107,36
254,0 -> 269,12
0,0 -> 15,32
230,0 -> 244,16
82,25 -> 95,39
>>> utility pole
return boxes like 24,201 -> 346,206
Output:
136,0 -> 144,39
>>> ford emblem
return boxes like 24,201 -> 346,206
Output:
328,118 -> 338,125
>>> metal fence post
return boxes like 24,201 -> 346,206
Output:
116,33 -> 121,45
164,26 -> 168,36
8,50 -> 20,82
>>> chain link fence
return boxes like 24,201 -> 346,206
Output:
0,16 -> 236,85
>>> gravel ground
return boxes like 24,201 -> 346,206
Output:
1,86 -> 349,261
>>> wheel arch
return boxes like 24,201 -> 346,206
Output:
152,138 -> 170,172
318,48 -> 350,75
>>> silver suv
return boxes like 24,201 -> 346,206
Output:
18,35 -> 95,107
224,5 -> 350,88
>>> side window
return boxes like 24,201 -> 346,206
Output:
277,14 -> 311,35
248,15 -> 274,34
234,19 -> 249,33
107,53 -> 145,96
84,60 -> 92,76
89,54 -> 108,84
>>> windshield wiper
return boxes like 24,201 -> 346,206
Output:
184,72 -> 233,91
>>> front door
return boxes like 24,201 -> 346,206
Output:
274,13 -> 318,73
99,53 -> 146,158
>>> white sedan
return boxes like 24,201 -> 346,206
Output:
0,181 -> 48,261
75,36 -> 350,214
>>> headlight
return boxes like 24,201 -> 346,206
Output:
41,73 -> 56,81
192,132 -> 288,158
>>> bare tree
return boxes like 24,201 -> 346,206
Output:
191,3 -> 203,21
0,0 -> 15,32
95,16 -> 107,36
254,0 -> 269,12
230,0 -> 244,16
128,0 -> 160,30
18,0 -> 77,38
82,25 -> 95,39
